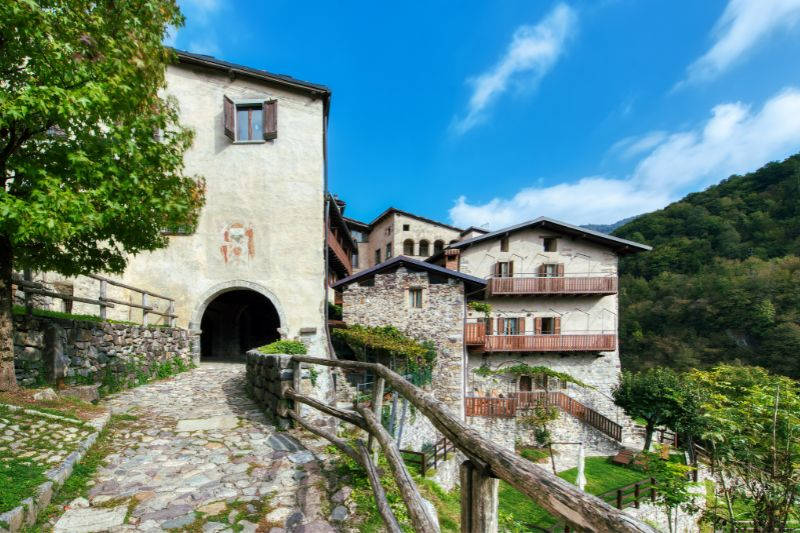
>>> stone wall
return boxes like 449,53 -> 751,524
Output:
13,315 -> 197,387
342,268 -> 466,417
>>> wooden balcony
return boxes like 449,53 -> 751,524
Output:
464,323 -> 615,352
488,275 -> 617,296
327,227 -> 352,275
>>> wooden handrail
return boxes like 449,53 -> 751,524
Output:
488,276 -> 618,296
289,355 -> 655,532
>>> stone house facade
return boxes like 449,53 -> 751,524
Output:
344,208 -> 486,272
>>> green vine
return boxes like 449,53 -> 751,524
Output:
468,301 -> 492,318
472,363 -> 593,389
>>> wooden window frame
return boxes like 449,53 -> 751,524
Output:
408,288 -> 423,308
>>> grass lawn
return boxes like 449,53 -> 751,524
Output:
499,456 -> 648,530
0,455 -> 48,514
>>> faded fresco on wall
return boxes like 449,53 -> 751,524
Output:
220,222 -> 255,265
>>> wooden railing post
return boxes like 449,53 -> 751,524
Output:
616,489 -> 623,509
292,360 -> 302,416
168,300 -> 175,327
369,377 -> 385,464
650,478 -> 656,502
141,292 -> 149,326
460,460 -> 498,533
634,483 -> 640,509
98,279 -> 107,320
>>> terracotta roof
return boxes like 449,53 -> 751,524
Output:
331,255 -> 486,292
448,216 -> 651,254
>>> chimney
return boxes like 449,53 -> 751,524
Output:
444,248 -> 460,271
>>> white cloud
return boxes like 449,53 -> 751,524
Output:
451,3 -> 577,134
679,0 -> 800,86
610,131 -> 667,160
449,87 -> 800,228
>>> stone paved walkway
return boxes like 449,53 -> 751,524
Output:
53,363 -> 345,533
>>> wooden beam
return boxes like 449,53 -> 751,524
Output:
357,405 -> 440,533
286,411 -> 402,533
284,388 -> 367,430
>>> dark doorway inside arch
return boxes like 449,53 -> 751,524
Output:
200,290 -> 280,360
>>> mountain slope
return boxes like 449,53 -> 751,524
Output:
613,154 -> 800,377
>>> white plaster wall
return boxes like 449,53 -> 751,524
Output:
50,64 -> 329,357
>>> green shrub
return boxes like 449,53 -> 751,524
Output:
328,301 -> 343,320
258,339 -> 307,355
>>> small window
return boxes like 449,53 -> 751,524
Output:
403,224 -> 410,231
351,253 -> 359,268
375,249 -> 381,264
236,104 -> 263,141
541,317 -> 555,335
403,239 -> 415,255
419,240 -> 430,256
223,96 -> 276,142
433,240 -> 445,254
542,264 -> 559,277
500,235 -> 509,252
543,237 -> 558,252
497,261 -> 511,278
504,318 -> 519,335
386,243 -> 392,259
409,288 -> 423,308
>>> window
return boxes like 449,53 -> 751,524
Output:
419,240 -> 430,256
403,224 -> 410,231
403,239 -> 415,255
500,235 -> 509,252
543,237 -> 558,252
409,288 -> 423,308
386,243 -> 392,259
375,249 -> 381,264
223,96 -> 277,142
495,261 -> 512,278
541,264 -> 559,277
433,240 -> 445,254
504,318 -> 519,335
351,252 -> 359,268
541,317 -> 555,335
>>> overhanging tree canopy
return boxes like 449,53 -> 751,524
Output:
0,0 -> 205,389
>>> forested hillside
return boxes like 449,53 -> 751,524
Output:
614,154 -> 800,377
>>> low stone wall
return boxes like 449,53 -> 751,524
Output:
245,350 -> 294,429
13,315 -> 197,388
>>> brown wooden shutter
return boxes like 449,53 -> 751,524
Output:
557,263 -> 564,277
538,264 -> 545,276
485,317 -> 493,335
518,317 -> 525,335
508,261 -> 514,277
493,262 -> 500,277
554,317 -> 561,335
497,318 -> 505,335
263,100 -> 277,140
223,96 -> 235,140
534,317 -> 542,335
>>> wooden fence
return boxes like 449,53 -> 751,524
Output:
285,355 -> 655,533
13,271 -> 176,326
401,437 -> 456,477
466,391 -> 623,441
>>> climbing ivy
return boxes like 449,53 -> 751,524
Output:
258,340 -> 307,355
472,364 -> 593,389
468,301 -> 492,318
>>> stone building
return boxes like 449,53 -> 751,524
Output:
343,208 -> 487,273
332,256 -> 486,419
32,50 -> 333,364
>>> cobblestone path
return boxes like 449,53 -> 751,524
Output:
53,363 -> 343,533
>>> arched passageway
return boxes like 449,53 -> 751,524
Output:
200,289 -> 280,360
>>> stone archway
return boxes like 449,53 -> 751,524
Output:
192,280 -> 286,361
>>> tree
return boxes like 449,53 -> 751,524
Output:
691,365 -> 800,532
633,449 -> 697,533
0,0 -> 205,389
612,368 -> 683,451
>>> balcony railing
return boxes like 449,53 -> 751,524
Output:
464,322 -> 615,352
488,275 -> 617,296
327,227 -> 352,274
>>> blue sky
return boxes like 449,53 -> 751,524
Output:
169,0 -> 800,229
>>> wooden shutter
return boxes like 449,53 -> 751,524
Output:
223,96 -> 235,140
538,264 -> 545,277
497,318 -> 505,335
557,264 -> 564,277
263,100 -> 277,140
493,262 -> 500,277
508,261 -> 514,277
485,317 -> 493,335
534,317 -> 542,335
518,318 -> 525,335
554,317 -> 561,335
